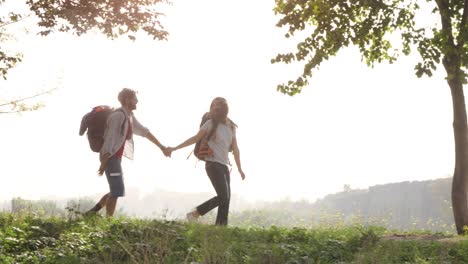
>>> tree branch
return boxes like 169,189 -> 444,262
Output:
0,109 -> 30,114
457,0 -> 468,48
0,14 -> 31,28
0,88 -> 56,108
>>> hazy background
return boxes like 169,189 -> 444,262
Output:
1,177 -> 455,232
0,0 -> 455,214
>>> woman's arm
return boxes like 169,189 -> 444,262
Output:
232,136 -> 245,180
164,128 -> 208,157
173,129 -> 207,151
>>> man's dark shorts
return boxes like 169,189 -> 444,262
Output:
105,156 -> 125,197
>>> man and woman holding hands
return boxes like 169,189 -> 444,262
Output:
86,88 -> 245,226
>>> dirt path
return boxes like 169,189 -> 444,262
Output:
382,234 -> 468,243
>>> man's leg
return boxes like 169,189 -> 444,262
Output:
104,156 -> 125,217
106,196 -> 118,216
86,193 -> 110,214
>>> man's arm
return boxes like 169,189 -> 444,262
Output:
146,132 -> 166,151
132,115 -> 166,153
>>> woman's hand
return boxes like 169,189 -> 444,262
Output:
163,147 -> 173,157
239,169 -> 246,180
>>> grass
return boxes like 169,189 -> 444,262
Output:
0,212 -> 467,263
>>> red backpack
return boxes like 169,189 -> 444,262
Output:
192,112 -> 235,160
79,106 -> 125,152
193,112 -> 214,160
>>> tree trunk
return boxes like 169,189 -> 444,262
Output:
446,58 -> 468,235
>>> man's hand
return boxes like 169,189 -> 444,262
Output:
97,163 -> 106,176
163,147 -> 173,157
98,153 -> 111,176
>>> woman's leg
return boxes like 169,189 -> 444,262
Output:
196,162 -> 231,225
215,165 -> 230,225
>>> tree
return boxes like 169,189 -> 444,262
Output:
0,0 -> 25,80
272,0 -> 467,234
1,0 -> 169,112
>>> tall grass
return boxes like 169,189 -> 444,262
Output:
0,211 -> 467,263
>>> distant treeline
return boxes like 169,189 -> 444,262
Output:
1,177 -> 455,232
312,178 -> 453,231
207,178 -> 454,233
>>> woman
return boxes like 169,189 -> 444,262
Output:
165,97 -> 245,225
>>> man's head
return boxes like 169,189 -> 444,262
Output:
118,88 -> 138,111
210,97 -> 229,122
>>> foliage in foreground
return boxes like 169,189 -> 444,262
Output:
0,212 -> 467,263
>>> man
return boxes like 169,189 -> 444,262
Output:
86,88 -> 166,217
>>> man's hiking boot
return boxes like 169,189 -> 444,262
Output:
83,210 -> 101,218
186,211 -> 199,223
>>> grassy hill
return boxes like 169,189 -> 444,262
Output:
1,212 -> 467,263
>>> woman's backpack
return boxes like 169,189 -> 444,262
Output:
193,112 -> 213,160
192,112 -> 236,161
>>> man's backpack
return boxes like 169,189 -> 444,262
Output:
79,105 -> 125,152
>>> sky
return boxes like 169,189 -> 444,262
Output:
0,0 -> 457,203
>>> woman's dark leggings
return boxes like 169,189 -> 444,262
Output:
196,161 -> 231,226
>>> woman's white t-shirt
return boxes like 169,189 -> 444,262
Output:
200,119 -> 236,166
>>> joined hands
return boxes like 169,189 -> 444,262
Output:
163,147 -> 173,157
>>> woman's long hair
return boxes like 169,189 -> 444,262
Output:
210,97 -> 229,122
207,97 -> 237,141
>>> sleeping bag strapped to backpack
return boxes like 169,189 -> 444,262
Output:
79,105 -> 125,152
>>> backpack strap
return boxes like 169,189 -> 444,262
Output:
206,120 -> 219,141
